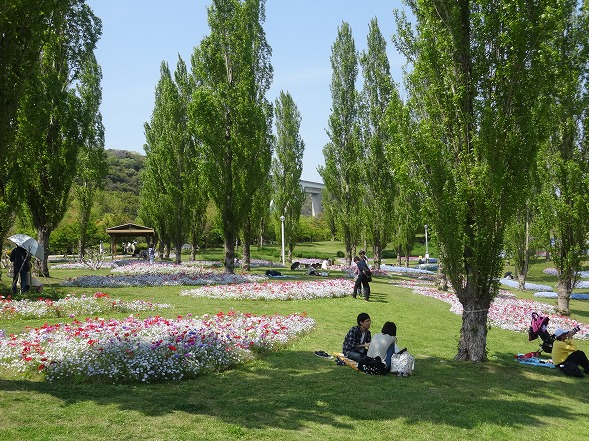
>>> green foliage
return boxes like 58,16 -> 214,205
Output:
272,90 -> 306,260
297,215 -> 331,243
141,58 -> 207,263
359,19 -> 393,258
394,0 -> 562,361
534,2 -> 589,314
104,150 -> 145,194
1,255 -> 588,439
190,0 -> 273,272
15,1 -> 102,276
319,21 -> 362,264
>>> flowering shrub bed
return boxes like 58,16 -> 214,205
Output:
51,262 -> 117,270
248,259 -> 284,268
543,268 -> 589,279
110,262 -> 224,275
499,278 -> 553,292
380,264 -> 436,276
181,278 -> 353,300
534,292 -> 589,300
62,268 -> 267,288
0,292 -> 170,320
391,280 -> 589,339
0,311 -> 315,383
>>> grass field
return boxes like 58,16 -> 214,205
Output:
0,243 -> 587,441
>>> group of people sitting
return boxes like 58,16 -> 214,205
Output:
342,312 -> 399,371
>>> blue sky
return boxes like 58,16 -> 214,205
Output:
87,1 -> 407,182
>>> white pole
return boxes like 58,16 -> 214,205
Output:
424,224 -> 429,262
280,215 -> 285,265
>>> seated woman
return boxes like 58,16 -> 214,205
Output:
367,321 -> 399,371
552,326 -> 589,377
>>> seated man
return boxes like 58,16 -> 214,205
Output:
342,312 -> 371,362
552,326 -> 589,377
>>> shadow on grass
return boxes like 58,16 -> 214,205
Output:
0,349 -> 586,432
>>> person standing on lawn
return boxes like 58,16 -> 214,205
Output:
9,246 -> 30,295
352,255 -> 371,300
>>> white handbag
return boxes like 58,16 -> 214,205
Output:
390,350 -> 415,376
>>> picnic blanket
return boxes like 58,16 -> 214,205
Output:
334,352 -> 359,370
515,353 -> 555,369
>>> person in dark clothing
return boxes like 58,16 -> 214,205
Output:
9,246 -> 30,295
352,255 -> 371,300
342,312 -> 372,362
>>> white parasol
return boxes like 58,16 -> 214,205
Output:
8,234 -> 44,260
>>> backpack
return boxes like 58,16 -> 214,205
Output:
363,269 -> 373,282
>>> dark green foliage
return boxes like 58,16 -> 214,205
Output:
104,150 -> 145,194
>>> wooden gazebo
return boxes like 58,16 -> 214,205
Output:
106,223 -> 155,259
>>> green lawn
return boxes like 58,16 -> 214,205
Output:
0,246 -> 587,441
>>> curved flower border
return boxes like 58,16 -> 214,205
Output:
391,279 -> 588,339
61,272 -> 268,288
180,278 -> 353,300
0,311 -> 315,383
0,292 -> 170,320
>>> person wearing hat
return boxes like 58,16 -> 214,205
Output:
552,326 -> 589,377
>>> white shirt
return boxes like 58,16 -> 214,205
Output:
367,333 -> 398,360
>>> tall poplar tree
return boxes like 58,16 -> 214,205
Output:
359,18 -> 398,269
0,0 -> 68,243
15,1 -> 102,276
74,54 -> 107,259
190,0 -> 273,273
272,90 -> 305,262
537,0 -> 589,315
319,21 -> 361,265
394,0 -> 558,361
142,58 -> 205,264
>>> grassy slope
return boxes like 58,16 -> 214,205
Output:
0,245 -> 587,441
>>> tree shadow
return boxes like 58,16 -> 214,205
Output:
1,349 -> 586,432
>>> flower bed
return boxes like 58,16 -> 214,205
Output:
499,278 -> 553,292
61,271 -> 267,288
391,280 -> 589,339
0,311 -> 315,383
534,292 -> 589,300
181,278 -> 353,300
543,268 -> 589,279
0,292 -> 170,320
380,264 -> 436,276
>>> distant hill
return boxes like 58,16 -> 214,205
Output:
103,149 -> 315,216
105,149 -> 145,195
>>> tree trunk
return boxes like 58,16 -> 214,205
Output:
372,244 -> 381,270
224,235 -> 236,274
556,281 -> 571,315
37,228 -> 51,277
174,243 -> 182,265
517,274 -> 526,291
436,260 -> 449,291
455,285 -> 491,362
242,240 -> 251,271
